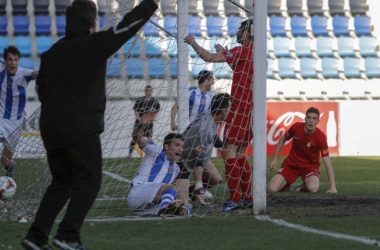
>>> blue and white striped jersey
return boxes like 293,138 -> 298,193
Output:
132,141 -> 180,185
0,61 -> 33,120
188,86 -> 215,123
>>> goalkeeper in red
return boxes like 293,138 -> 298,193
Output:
267,107 -> 337,194
184,19 -> 254,211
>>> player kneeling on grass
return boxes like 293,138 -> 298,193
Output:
267,107 -> 338,194
173,93 -> 231,206
127,108 -> 191,216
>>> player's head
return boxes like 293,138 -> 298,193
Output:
210,93 -> 231,121
3,46 -> 21,76
198,70 -> 215,92
66,0 -> 97,34
305,107 -> 320,133
163,133 -> 184,162
145,85 -> 153,98
237,19 -> 253,44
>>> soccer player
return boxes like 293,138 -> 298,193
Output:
267,107 -> 338,194
0,46 -> 38,178
170,70 -> 216,131
174,93 -> 231,206
22,0 -> 159,249
184,19 -> 254,211
129,85 -> 160,157
127,109 -> 191,216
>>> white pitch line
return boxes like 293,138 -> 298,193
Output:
256,215 -> 380,247
102,170 -> 132,183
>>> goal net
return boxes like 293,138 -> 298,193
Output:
0,0 -> 254,221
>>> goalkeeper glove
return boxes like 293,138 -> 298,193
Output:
193,182 -> 213,206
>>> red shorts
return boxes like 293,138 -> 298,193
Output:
277,164 -> 320,185
223,109 -> 253,147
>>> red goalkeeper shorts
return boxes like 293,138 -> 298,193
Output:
223,109 -> 253,147
277,164 -> 320,185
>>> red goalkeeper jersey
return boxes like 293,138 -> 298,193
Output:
224,42 -> 253,110
283,122 -> 329,168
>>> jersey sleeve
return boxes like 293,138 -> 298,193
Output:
284,123 -> 296,141
142,141 -> 162,155
319,133 -> 330,157
21,68 -> 34,83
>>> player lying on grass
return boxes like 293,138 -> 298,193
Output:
127,107 -> 191,216
173,93 -> 231,206
267,107 -> 337,193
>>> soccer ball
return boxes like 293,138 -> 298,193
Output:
0,176 -> 17,200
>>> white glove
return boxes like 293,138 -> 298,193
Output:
194,182 -> 213,205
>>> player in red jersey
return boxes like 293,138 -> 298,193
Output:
268,107 -> 337,193
184,19 -> 254,211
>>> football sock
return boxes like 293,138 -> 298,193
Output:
159,189 -> 177,208
238,157 -> 252,202
225,158 -> 242,202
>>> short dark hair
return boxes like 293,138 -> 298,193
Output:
66,0 -> 97,32
197,70 -> 213,85
163,133 -> 184,150
306,107 -> 320,118
210,93 -> 231,115
240,19 -> 253,36
145,85 -> 152,89
3,46 -> 21,60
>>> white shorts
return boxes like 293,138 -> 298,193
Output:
0,117 -> 23,153
127,182 -> 163,215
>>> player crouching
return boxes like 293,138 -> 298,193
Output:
127,108 -> 191,216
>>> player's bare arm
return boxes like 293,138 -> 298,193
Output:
132,111 -> 158,149
184,35 -> 226,63
170,103 -> 178,131
269,135 -> 286,171
322,156 -> 338,193
134,111 -> 141,122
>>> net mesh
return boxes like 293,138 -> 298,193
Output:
0,0 -> 253,221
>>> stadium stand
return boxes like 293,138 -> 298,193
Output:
97,0 -> 107,16
169,58 -> 177,78
0,0 -> 5,15
14,36 -> 32,56
307,0 -> 324,15
278,57 -> 297,79
206,16 -> 223,36
56,15 -> 66,35
245,0 -> 254,14
273,36 -> 292,57
144,36 -> 163,57
124,37 -> 141,57
36,36 -> 54,55
191,57 -> 212,78
321,57 -> 341,78
188,0 -> 198,15
148,58 -> 167,78
164,16 -> 177,35
300,57 -> 319,79
13,15 -> 30,35
203,0 -> 218,16
354,16 -> 372,35
161,0 -> 176,15
329,0 -> 346,16
55,0 -> 70,14
126,58 -> 144,78
316,36 -> 335,57
267,0 -> 282,16
227,16 -> 242,36
343,57 -> 362,78
295,36 -> 313,57
107,57 -> 123,78
350,0 -> 369,15
166,37 -> 177,57
143,16 -> 159,36
359,36 -> 378,56
224,0 -> 239,16
287,0 -> 303,16
311,16 -> 328,36
0,16 -> 7,34
267,57 -> 275,79
0,36 -> 10,55
35,15 -> 51,35
12,0 -> 28,14
19,57 -> 35,70
212,62 -> 231,79
270,16 -> 286,36
337,36 -> 356,57
188,15 -> 202,36
291,16 -> 307,36
33,0 -> 50,14
333,16 -> 350,36
365,57 -> 380,78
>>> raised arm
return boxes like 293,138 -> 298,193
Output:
184,36 -> 227,63
269,135 -> 286,171
170,103 -> 178,131
322,156 -> 337,193
31,70 -> 38,80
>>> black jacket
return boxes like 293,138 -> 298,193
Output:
37,0 -> 157,150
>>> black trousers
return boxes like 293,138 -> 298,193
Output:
26,133 -> 102,245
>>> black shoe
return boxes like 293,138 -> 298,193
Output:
21,239 -> 52,250
52,239 -> 88,250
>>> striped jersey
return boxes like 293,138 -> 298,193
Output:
188,86 -> 215,123
132,141 -> 180,185
0,61 -> 33,120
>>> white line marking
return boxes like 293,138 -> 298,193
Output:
256,215 -> 380,247
102,170 -> 132,183
84,216 -> 189,222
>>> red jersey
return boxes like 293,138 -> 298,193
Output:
224,42 -> 253,110
283,122 -> 329,168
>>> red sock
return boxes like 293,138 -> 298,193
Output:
238,157 -> 252,202
225,158 -> 242,202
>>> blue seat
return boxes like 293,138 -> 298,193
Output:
143,16 -> 159,36
148,58 -> 167,78
300,57 -> 318,78
270,16 -> 286,36
14,36 -> 32,56
329,0 -> 345,15
307,0 -> 324,15
13,15 -> 30,35
333,16 -> 349,36
34,0 -> 50,14
273,37 -> 291,57
191,57 -> 212,78
267,58 -> 275,78
169,58 -> 177,78
0,0 -> 5,14
97,0 -> 107,15
295,36 -> 313,57
224,0 -> 239,15
0,36 -> 11,55
126,58 -> 144,78
107,57 -> 122,78
144,36 -> 163,57
316,36 -> 334,57
12,0 -> 27,14
344,57 -> 361,78
166,37 -> 177,57
287,0 -> 303,16
268,0 -> 282,16
291,16 -> 307,36
188,16 -> 201,36
337,36 -> 355,57
350,0 -> 368,16
311,16 -> 328,36
55,0 -> 70,14
19,57 -> 34,69
278,57 -> 296,78
203,0 -> 218,15
36,36 -> 54,55
359,36 -> 378,57
164,16 -> 177,36
321,57 -> 340,78
207,16 -> 223,36
56,15 -> 66,35
212,62 -> 231,78
0,16 -> 7,34
124,37 -> 141,57
99,16 -> 106,28
354,16 -> 371,36
365,57 -> 380,78
227,16 -> 242,36
35,15 -> 51,35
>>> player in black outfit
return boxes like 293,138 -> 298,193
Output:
22,0 -> 158,249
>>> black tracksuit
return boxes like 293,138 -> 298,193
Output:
26,0 -> 158,245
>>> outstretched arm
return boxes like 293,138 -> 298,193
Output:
269,135 -> 286,171
170,103 -> 178,131
132,111 -> 158,150
184,36 -> 226,63
31,70 -> 38,79
322,156 -> 337,193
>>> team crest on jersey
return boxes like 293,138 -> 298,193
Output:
168,164 -> 174,173
226,50 -> 233,58
307,142 -> 311,147
323,149 -> 329,154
